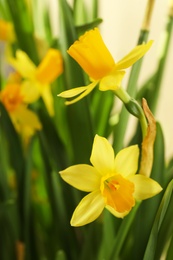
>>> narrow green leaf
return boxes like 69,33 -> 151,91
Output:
97,210 -> 118,259
79,222 -> 103,260
73,0 -> 88,25
0,103 -> 24,189
166,233 -> 173,260
143,179 -> 173,260
6,0 -> 39,64
76,18 -> 103,35
56,250 -> 67,260
91,90 -> 114,137
154,192 -> 173,259
143,16 -> 173,113
58,0 -> 94,164
129,122 -> 165,260
38,105 -> 68,170
0,201 -> 20,259
165,157 -> 173,187
108,202 -> 141,259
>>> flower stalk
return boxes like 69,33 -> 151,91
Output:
112,87 -> 148,139
142,0 -> 155,31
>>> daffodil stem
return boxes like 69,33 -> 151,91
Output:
113,88 -> 148,139
125,99 -> 148,138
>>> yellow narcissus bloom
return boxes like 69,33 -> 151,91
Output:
0,82 -> 42,139
58,28 -> 153,105
9,48 -> 63,116
59,135 -> 162,226
0,19 -> 15,42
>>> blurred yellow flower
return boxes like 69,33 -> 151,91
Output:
0,19 -> 15,42
9,48 -> 63,116
58,28 -> 153,105
0,83 -> 42,139
59,135 -> 162,226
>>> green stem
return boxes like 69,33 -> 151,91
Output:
113,88 -> 148,139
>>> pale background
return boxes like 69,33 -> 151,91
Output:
48,0 -> 173,160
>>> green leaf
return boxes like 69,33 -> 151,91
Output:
37,103 -> 68,170
91,90 -> 114,137
0,103 -> 24,188
166,233 -> 173,260
0,200 -> 20,259
58,0 -> 94,164
6,0 -> 39,64
108,202 -> 141,259
56,250 -> 67,260
97,210 -> 118,259
76,18 -> 103,35
143,179 -> 173,260
129,122 -> 165,260
138,16 -> 173,114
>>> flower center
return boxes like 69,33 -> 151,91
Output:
0,84 -> 23,112
101,174 -> 135,213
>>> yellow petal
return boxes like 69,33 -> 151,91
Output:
59,164 -> 100,192
67,28 -> 115,80
0,19 -> 15,42
106,205 -> 130,218
99,70 -> 125,91
114,145 -> 139,177
0,83 -> 23,112
58,81 -> 98,105
129,174 -> 162,200
70,190 -> 105,226
41,85 -> 54,116
8,50 -> 36,79
90,135 -> 115,175
116,40 -> 153,70
21,80 -> 40,103
13,105 -> 42,130
58,86 -> 89,98
36,48 -> 63,84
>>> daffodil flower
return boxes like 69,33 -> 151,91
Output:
0,19 -> 15,42
58,28 -> 153,105
0,82 -> 42,140
9,48 -> 63,116
59,135 -> 162,226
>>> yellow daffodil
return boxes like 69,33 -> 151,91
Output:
59,135 -> 162,226
58,28 -> 153,105
0,19 -> 15,42
0,82 -> 42,140
9,48 -> 63,116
